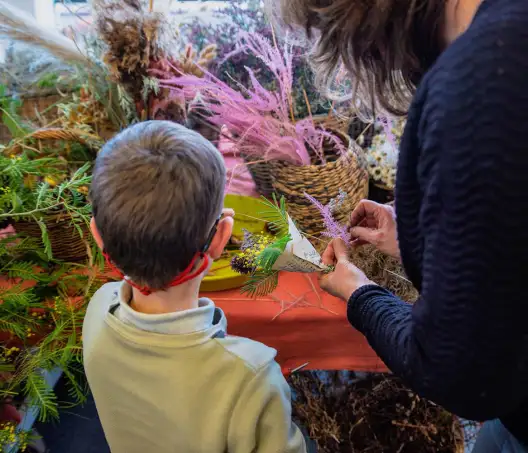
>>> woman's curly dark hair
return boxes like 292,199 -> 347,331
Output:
269,0 -> 445,116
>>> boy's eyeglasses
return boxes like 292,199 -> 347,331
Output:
201,214 -> 223,253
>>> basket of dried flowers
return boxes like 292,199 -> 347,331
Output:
366,117 -> 406,192
242,114 -> 365,200
163,31 -> 368,208
269,129 -> 369,236
2,127 -> 96,263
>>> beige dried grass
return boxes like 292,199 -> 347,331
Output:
92,0 -> 178,99
350,244 -> 418,303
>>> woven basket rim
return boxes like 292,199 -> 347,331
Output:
13,210 -> 79,223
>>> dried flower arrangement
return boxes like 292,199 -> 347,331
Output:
160,30 -> 368,233
366,117 -> 406,191
92,0 -> 218,126
180,0 -> 330,121
230,195 -> 331,297
164,31 -> 346,165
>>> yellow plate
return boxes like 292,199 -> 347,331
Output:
199,194 -> 266,292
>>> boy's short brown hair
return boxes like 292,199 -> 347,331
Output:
90,121 -> 225,290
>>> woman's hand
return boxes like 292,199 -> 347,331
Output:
319,238 -> 375,301
349,200 -> 400,259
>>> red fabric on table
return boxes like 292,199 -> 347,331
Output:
202,272 -> 387,373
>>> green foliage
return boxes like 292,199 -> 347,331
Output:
24,371 -> 59,422
241,270 -> 280,298
0,233 -> 99,422
258,194 -> 289,236
238,195 -> 294,297
255,234 -> 291,273
0,154 -> 92,259
37,72 -> 61,89
0,84 -> 32,139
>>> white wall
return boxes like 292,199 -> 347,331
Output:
0,0 -> 55,62
2,0 -> 55,27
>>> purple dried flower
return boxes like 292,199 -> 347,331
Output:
304,192 -> 348,241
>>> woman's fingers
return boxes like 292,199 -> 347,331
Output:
322,238 -> 350,266
321,240 -> 336,265
349,200 -> 381,228
349,226 -> 380,245
222,208 -> 235,218
332,238 -> 350,263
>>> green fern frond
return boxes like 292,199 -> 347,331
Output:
35,182 -> 50,209
61,364 -> 88,405
0,318 -> 27,338
142,77 -> 160,103
24,371 -> 59,422
258,194 -> 289,236
1,285 -> 38,308
241,270 -> 280,298
35,219 -> 53,260
4,261 -> 40,281
0,360 -> 14,373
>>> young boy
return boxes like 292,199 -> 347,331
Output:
83,121 -> 306,453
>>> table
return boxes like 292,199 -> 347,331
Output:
202,272 -> 387,373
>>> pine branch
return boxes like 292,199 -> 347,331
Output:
4,261 -> 39,281
37,219 -> 53,260
24,371 -> 59,422
241,270 -> 280,298
61,363 -> 88,405
0,317 -> 26,338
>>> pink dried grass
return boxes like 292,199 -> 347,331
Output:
156,31 -> 348,165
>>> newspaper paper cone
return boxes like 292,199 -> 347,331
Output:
272,216 -> 326,273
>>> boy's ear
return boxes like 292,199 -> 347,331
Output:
208,216 -> 234,260
90,218 -> 104,250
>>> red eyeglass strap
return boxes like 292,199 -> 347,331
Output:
103,251 -> 210,296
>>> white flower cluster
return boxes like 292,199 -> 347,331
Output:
366,118 -> 406,190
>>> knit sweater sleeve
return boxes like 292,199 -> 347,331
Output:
347,15 -> 528,421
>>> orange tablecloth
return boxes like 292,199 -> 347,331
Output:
202,272 -> 387,373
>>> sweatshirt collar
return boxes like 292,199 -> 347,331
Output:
114,282 -> 218,335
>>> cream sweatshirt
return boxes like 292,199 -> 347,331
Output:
82,282 -> 306,453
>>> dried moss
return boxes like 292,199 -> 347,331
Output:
289,372 -> 465,453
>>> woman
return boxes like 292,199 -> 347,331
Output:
270,0 -> 528,451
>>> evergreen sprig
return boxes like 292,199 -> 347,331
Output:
241,270 -> 280,298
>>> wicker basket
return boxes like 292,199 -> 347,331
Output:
242,115 -> 363,198
243,155 -> 274,197
14,214 -> 89,263
269,129 -> 369,236
0,94 -> 63,144
8,127 -> 95,263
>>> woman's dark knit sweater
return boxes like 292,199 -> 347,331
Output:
347,0 -> 528,443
